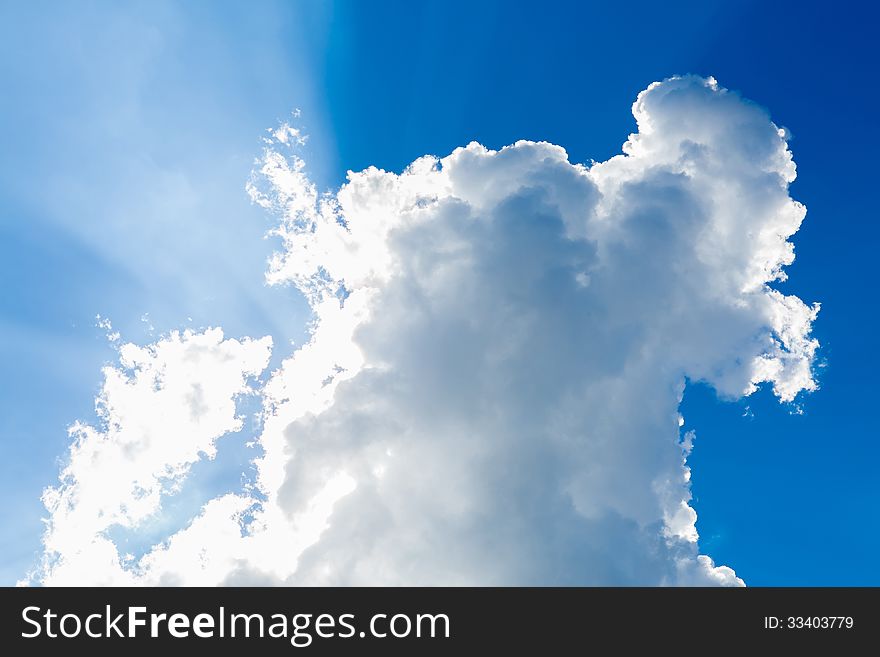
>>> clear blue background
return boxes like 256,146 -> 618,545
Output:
1,0 -> 876,585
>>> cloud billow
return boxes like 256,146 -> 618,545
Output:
33,76 -> 818,586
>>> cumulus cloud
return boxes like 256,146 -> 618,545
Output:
31,75 -> 819,586
34,329 -> 271,585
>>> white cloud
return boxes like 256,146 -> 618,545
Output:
33,328 -> 271,585
31,75 -> 819,586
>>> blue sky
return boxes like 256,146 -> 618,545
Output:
1,0 -> 877,585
